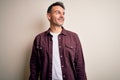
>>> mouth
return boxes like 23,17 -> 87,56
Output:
58,18 -> 64,22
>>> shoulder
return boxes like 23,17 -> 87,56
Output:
64,29 -> 81,43
32,30 -> 48,47
33,30 -> 48,44
35,30 -> 48,39
64,29 -> 78,38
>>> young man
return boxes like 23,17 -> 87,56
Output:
29,2 -> 87,80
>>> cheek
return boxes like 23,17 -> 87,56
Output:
52,17 -> 58,21
53,14 -> 59,18
50,15 -> 59,21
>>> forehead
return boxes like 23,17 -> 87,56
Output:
51,6 -> 64,12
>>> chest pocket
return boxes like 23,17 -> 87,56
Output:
65,42 -> 76,61
36,41 -> 47,58
65,44 -> 75,52
65,43 -> 76,52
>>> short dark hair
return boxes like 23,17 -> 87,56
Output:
47,1 -> 65,13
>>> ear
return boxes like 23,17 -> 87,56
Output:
47,13 -> 51,20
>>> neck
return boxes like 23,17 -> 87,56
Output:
50,25 -> 62,33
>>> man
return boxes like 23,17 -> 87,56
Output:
29,1 -> 87,80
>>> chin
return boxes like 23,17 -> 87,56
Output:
58,24 -> 63,27
54,22 -> 64,27
58,23 -> 64,26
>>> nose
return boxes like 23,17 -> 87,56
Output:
60,13 -> 64,18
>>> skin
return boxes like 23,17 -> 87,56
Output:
47,6 -> 65,33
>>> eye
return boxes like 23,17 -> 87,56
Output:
63,12 -> 65,15
54,10 -> 65,15
55,11 -> 61,15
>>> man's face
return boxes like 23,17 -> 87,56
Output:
47,6 -> 65,27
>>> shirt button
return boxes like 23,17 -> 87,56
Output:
59,46 -> 61,48
60,56 -> 63,58
59,37 -> 61,39
70,46 -> 73,48
63,75 -> 65,78
61,65 -> 64,68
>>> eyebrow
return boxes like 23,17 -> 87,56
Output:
54,10 -> 65,13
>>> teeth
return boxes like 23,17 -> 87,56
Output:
59,19 -> 63,20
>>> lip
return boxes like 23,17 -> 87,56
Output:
58,18 -> 64,21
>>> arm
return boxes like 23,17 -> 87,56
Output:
29,37 -> 40,80
74,34 -> 87,80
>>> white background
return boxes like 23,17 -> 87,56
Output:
0,0 -> 120,80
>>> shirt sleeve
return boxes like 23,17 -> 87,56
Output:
29,37 -> 40,80
74,34 -> 87,80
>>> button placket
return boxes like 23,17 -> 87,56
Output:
59,37 -> 61,40
59,45 -> 61,49
63,74 -> 65,78
61,65 -> 64,68
58,36 -> 62,48
58,35 -> 65,79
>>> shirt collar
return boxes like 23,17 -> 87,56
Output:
46,27 -> 67,36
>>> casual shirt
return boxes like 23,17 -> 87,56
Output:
29,27 -> 87,80
50,32 -> 63,80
